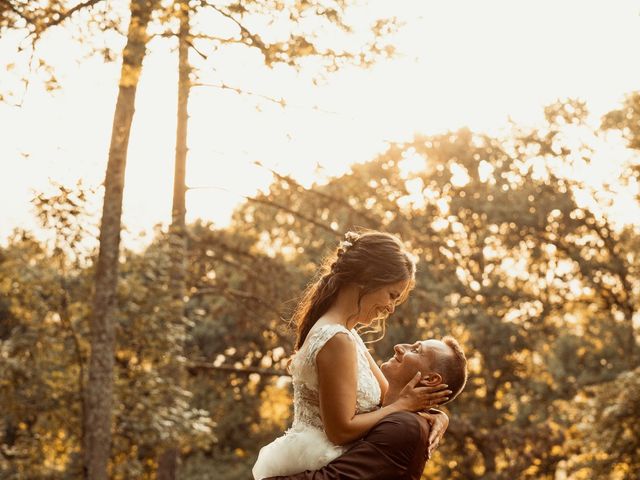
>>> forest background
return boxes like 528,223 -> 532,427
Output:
1,1 -> 639,479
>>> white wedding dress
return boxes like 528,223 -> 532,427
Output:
252,323 -> 382,479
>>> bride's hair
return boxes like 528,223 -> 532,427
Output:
292,230 -> 416,350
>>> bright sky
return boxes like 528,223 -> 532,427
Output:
1,0 -> 639,249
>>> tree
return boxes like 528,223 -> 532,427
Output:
158,1 -> 190,477
2,0 -> 404,476
0,217 -> 217,478
0,182 -> 97,478
226,100 -> 639,478
0,0 -> 105,104
1,95 -> 637,477
0,0 -> 102,34
0,232 -> 89,478
83,1 -> 159,478
601,90 -> 640,202
562,367 -> 640,479
154,0 -> 402,475
179,222 -> 301,478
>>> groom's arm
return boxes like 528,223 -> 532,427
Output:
263,411 -> 431,480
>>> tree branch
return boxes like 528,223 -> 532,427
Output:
186,184 -> 340,236
0,0 -> 35,26
253,160 -> 382,228
191,285 -> 283,316
200,0 -> 268,52
185,361 -> 290,377
41,0 -> 104,31
249,196 -> 340,236
192,81 -> 286,107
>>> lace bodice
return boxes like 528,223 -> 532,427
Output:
289,324 -> 382,430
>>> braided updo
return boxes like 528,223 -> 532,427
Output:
292,230 -> 416,350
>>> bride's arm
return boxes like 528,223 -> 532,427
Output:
316,333 -> 434,446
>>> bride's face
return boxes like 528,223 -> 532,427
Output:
356,279 -> 410,326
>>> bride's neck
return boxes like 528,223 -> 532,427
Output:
322,284 -> 362,329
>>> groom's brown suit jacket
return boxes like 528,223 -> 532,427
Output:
263,411 -> 431,480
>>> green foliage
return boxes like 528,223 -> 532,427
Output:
225,99 -> 640,478
602,91 -> 640,150
1,98 -> 638,478
0,230 -> 89,478
1,0 -> 400,105
601,91 -> 640,203
0,193 -> 216,478
562,367 -> 640,479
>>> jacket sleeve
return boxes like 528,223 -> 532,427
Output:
263,412 -> 429,480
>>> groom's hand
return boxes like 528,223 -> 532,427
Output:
417,408 -> 449,459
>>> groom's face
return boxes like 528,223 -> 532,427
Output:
380,339 -> 451,386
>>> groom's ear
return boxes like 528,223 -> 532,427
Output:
420,373 -> 443,386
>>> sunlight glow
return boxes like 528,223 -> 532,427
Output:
450,163 -> 471,188
1,0 -> 640,247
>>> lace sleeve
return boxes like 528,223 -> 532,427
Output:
291,323 -> 381,429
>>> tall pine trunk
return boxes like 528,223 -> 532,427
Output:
158,2 -> 190,478
169,1 -> 189,302
83,1 -> 155,478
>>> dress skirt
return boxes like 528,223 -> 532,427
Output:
252,423 -> 346,479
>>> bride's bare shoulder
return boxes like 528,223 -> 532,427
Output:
315,330 -> 356,366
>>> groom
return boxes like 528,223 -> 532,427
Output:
264,336 -> 468,480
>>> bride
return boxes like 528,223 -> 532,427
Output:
253,231 -> 451,479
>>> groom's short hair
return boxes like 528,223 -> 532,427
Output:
432,336 -> 467,404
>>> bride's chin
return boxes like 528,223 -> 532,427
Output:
360,317 -> 378,327
358,310 -> 386,327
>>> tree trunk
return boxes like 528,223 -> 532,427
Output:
169,0 -> 189,302
83,1 -> 155,479
158,3 -> 190,479
157,447 -> 179,480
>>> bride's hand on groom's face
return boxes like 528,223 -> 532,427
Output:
396,372 -> 452,412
